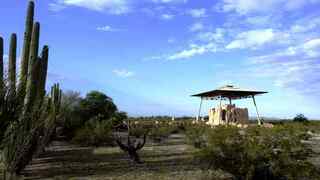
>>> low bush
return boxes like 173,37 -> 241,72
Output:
197,125 -> 319,180
185,124 -> 208,148
149,126 -> 175,142
293,114 -> 309,123
72,119 -> 114,147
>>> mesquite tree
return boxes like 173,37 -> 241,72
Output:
0,1 -> 61,179
116,121 -> 147,164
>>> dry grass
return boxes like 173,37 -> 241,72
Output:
1,128 -> 319,179
15,134 -> 230,180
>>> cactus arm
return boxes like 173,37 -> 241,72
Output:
24,56 -> 41,115
8,33 -> 17,99
0,37 -> 3,98
17,1 -> 34,100
37,46 -> 48,99
24,22 -> 40,114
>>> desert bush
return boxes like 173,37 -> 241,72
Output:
185,124 -> 208,148
293,114 -> 309,123
72,118 -> 114,147
197,125 -> 319,180
149,126 -> 175,142
129,125 -> 149,138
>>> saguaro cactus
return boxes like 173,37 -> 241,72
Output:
24,22 -> 40,115
0,1 -> 61,179
0,37 -> 3,98
18,0 -> 34,100
8,34 -> 17,99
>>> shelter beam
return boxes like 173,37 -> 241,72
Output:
252,95 -> 262,125
197,97 -> 203,122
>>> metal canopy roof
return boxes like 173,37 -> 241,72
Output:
192,85 -> 268,100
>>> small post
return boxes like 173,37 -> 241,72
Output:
228,97 -> 232,105
219,96 -> 222,124
197,97 -> 203,122
252,95 -> 262,125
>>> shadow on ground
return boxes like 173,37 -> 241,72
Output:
22,134 -> 199,179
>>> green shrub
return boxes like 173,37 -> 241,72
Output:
197,125 -> 319,180
149,126 -> 174,142
293,114 -> 309,123
185,124 -> 208,148
72,119 -> 114,147
129,125 -> 149,138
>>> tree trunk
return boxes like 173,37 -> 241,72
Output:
128,148 -> 142,164
4,171 -> 20,180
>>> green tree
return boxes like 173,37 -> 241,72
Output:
293,114 -> 308,123
80,91 -> 117,121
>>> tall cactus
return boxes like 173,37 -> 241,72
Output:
37,46 -> 49,100
0,1 -> 61,179
0,37 -> 3,98
24,22 -> 40,115
17,1 -> 34,100
36,83 -> 62,156
8,34 -> 17,99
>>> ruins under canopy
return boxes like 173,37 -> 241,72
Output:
192,85 -> 268,125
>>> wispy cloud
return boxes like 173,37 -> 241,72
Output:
187,8 -> 207,18
167,38 -> 176,43
113,69 -> 135,78
50,0 -> 131,14
216,0 -> 320,15
96,25 -> 124,32
226,29 -> 275,49
160,13 -> 175,20
168,43 -> 218,60
152,0 -> 188,4
189,22 -> 204,32
49,3 -> 66,12
196,28 -> 226,42
248,37 -> 320,96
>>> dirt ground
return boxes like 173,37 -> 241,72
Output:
20,134 -> 228,180
1,132 -> 319,180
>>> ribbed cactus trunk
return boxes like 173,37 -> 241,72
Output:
1,1 -> 62,179
0,37 -> 3,99
36,83 -> 61,156
8,34 -> 17,99
18,1 -> 34,101
24,22 -> 40,115
37,46 -> 49,100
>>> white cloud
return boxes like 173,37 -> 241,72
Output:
113,69 -> 135,78
187,8 -> 207,18
49,3 -> 66,12
217,0 -> 320,14
168,43 -> 217,60
52,0 -> 131,14
248,37 -> 320,95
96,25 -> 123,32
246,16 -> 271,26
197,28 -> 225,42
226,29 -> 275,49
189,22 -> 204,32
152,0 -> 187,4
161,13 -> 174,20
168,38 -> 176,43
290,17 -> 320,33
303,39 -> 320,58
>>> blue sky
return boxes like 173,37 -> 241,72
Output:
1,0 -> 320,119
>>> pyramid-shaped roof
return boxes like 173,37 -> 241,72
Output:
192,85 -> 267,100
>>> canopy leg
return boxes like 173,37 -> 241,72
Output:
228,97 -> 232,105
197,97 -> 203,122
252,95 -> 262,125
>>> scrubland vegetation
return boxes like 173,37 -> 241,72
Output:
1,1 -> 320,180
